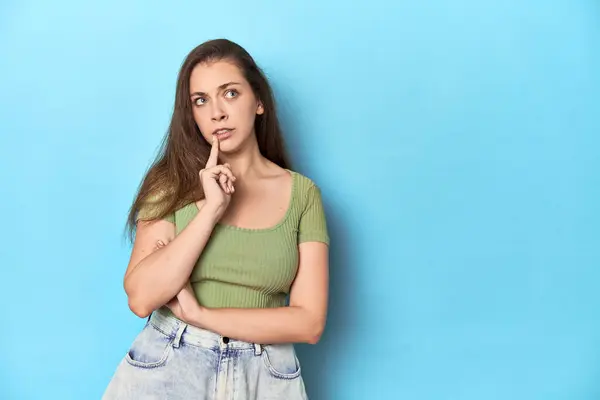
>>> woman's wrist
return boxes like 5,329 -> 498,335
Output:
190,203 -> 220,228
189,304 -> 209,328
195,201 -> 225,224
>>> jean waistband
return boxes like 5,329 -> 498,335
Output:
149,308 -> 263,352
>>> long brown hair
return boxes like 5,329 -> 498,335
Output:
124,38 -> 291,242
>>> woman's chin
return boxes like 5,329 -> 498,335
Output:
216,138 -> 239,154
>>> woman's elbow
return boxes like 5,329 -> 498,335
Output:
306,317 -> 326,345
128,296 -> 152,318
124,280 -> 152,318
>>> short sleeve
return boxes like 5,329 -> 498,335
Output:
298,183 -> 329,245
135,193 -> 175,224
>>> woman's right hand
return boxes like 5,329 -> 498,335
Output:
196,137 -> 236,219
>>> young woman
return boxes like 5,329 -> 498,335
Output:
102,38 -> 330,399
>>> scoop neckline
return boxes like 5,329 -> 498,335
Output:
194,168 -> 297,233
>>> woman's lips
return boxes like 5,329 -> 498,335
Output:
213,128 -> 234,141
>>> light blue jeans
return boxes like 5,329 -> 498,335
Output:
103,309 -> 308,399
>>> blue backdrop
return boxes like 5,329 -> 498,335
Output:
1,1 -> 598,399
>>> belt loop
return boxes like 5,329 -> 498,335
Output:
172,322 -> 187,348
254,343 -> 262,356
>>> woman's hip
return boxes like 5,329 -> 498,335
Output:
102,309 -> 308,399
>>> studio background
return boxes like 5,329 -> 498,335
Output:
1,1 -> 598,399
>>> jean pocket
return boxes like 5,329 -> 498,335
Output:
261,344 -> 302,380
124,323 -> 174,369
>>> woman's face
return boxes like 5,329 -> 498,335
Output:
189,60 -> 264,153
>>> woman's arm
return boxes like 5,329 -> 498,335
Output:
125,138 -> 234,318
173,241 -> 329,344
124,202 -> 221,318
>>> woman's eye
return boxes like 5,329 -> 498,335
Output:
225,90 -> 238,98
194,97 -> 206,106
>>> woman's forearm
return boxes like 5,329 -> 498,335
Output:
193,306 -> 325,345
125,204 -> 221,317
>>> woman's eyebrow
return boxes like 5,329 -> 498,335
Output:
190,81 -> 242,97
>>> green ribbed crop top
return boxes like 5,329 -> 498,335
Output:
135,170 -> 329,310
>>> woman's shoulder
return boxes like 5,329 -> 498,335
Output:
286,169 -> 326,208
287,169 -> 329,243
287,169 -> 321,191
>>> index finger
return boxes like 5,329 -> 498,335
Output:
206,136 -> 219,167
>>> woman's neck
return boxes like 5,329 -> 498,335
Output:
220,140 -> 269,180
